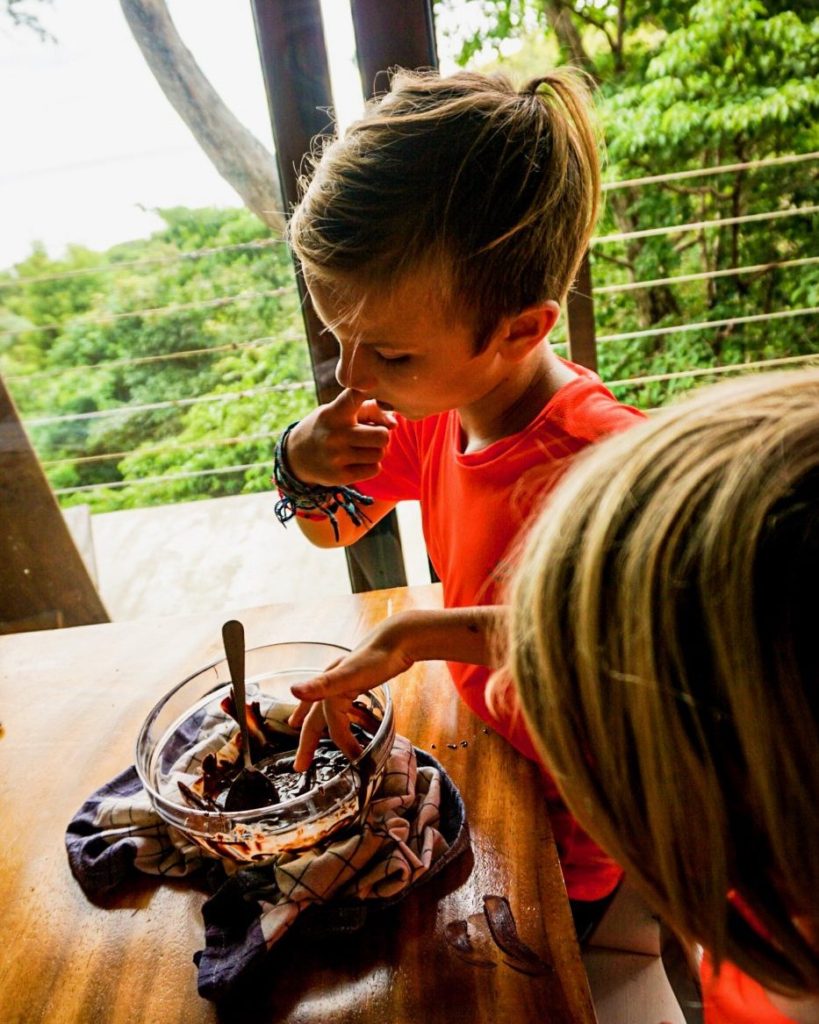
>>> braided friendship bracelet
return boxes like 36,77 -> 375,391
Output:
272,421 -> 375,542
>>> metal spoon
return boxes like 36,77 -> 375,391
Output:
221,619 -> 279,812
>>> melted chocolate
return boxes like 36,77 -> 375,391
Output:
183,707 -> 378,814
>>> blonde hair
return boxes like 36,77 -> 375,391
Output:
289,67 -> 600,347
510,369 -> 819,996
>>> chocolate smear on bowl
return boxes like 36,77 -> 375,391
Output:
178,698 -> 383,816
177,780 -> 220,812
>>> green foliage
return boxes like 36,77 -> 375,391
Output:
0,207 -> 314,512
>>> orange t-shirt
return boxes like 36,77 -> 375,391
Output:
360,361 -> 645,899
702,956 -> 801,1024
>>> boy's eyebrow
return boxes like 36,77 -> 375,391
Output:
322,323 -> 413,351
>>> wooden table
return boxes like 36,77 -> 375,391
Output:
0,584 -> 597,1024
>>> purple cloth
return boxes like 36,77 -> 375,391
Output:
66,740 -> 468,1001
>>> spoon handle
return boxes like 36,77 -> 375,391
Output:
222,619 -> 252,769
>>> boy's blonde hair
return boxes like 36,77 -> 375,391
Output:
510,369 -> 819,997
289,67 -> 600,347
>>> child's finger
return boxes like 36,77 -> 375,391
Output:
293,702 -> 328,772
339,462 -> 384,481
324,699 -> 365,764
348,423 -> 393,449
357,398 -> 398,428
292,699 -> 363,772
287,698 -> 312,729
329,387 -> 369,423
290,655 -> 366,703
291,667 -> 367,702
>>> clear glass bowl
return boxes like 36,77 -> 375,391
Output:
135,641 -> 394,864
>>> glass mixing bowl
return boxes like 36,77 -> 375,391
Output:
135,641 -> 394,864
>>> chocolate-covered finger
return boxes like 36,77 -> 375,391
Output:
293,703 -> 328,772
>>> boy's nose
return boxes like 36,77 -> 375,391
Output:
336,342 -> 376,393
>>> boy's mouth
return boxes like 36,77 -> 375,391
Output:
376,400 -> 395,412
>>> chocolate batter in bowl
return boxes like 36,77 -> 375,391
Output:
135,642 -> 394,864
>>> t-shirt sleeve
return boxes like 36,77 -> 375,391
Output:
353,416 -> 422,503
554,380 -> 647,442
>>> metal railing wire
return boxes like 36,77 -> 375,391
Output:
0,284 -> 296,340
0,236 -> 287,290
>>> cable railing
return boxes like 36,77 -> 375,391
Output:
593,204 -> 819,245
4,330 -> 304,383
54,460 -> 275,495
606,351 -> 819,391
593,255 -> 819,295
0,284 -> 296,340
40,430 -> 281,467
551,305 -> 819,349
601,150 -> 819,191
0,236 -> 286,290
567,148 -> 819,397
2,149 -> 815,506
23,380 -> 313,428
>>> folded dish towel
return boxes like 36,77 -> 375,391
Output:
65,735 -> 468,1001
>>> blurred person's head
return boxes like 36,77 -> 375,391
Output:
510,369 -> 819,998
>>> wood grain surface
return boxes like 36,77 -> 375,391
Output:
0,584 -> 597,1023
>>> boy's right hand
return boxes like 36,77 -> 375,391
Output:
286,388 -> 397,485
287,618 -> 417,772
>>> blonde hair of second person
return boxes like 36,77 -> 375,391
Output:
510,369 -> 819,1016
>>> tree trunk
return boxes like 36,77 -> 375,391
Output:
119,0 -> 285,235
543,1 -> 598,79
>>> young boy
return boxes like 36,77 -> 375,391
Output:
275,67 -> 645,923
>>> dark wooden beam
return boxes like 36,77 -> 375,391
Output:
250,0 -> 338,402
250,0 -> 407,591
566,251 -> 598,372
0,375 -> 109,633
349,0 -> 440,587
350,0 -> 438,96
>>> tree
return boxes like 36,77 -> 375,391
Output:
118,0 -> 285,234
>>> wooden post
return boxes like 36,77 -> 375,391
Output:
349,0 -> 438,96
250,0 -> 407,592
0,375 -> 109,633
348,0 -> 440,586
566,251 -> 598,372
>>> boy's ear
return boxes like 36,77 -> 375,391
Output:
499,301 -> 561,360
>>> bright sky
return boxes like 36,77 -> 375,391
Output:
0,0 -> 431,271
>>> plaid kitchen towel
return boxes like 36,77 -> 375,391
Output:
65,735 -> 468,1001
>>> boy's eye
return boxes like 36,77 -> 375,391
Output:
374,350 -> 411,366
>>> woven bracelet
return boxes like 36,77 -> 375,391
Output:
272,421 -> 375,542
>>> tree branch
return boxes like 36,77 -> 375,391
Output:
119,0 -> 285,235
592,250 -> 635,271
568,5 -> 617,56
542,1 -> 599,80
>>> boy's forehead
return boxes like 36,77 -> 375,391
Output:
308,268 -> 456,334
